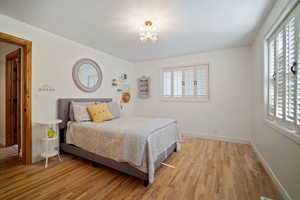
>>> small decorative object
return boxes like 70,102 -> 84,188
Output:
38,84 -> 56,92
112,73 -> 131,109
112,78 -> 118,87
122,92 -> 131,103
72,58 -> 103,93
113,74 -> 130,92
138,76 -> 150,99
139,20 -> 158,42
120,73 -> 127,80
120,92 -> 131,110
47,128 -> 56,138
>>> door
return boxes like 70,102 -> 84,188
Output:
5,48 -> 21,155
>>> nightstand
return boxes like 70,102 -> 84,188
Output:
35,119 -> 62,168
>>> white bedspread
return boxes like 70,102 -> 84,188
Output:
66,117 -> 181,182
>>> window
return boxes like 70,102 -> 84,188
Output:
161,64 -> 209,101
266,2 -> 300,140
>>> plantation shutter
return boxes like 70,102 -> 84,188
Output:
162,65 -> 209,100
275,30 -> 285,119
173,70 -> 183,97
285,17 -> 296,122
263,2 -> 300,140
195,65 -> 209,98
183,68 -> 194,96
268,39 -> 276,116
163,71 -> 172,96
266,2 -> 300,136
295,9 -> 300,128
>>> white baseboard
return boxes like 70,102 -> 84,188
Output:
182,132 -> 250,144
251,142 -> 292,200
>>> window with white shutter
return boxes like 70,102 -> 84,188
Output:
265,2 -> 300,140
285,17 -> 296,122
195,66 -> 209,97
173,70 -> 183,96
161,65 -> 209,101
163,71 -> 172,96
183,68 -> 194,96
275,30 -> 285,119
268,39 -> 276,116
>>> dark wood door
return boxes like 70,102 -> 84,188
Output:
5,48 -> 21,153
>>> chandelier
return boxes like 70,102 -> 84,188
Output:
139,20 -> 158,42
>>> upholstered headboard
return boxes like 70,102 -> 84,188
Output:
57,98 -> 112,142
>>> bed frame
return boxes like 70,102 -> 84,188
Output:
57,98 -> 176,186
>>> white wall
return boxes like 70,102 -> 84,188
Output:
0,42 -> 20,146
133,47 -> 252,142
0,14 -> 135,162
252,0 -> 300,199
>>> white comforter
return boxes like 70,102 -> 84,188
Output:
66,117 -> 181,182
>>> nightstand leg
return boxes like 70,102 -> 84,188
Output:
45,156 -> 48,168
57,152 -> 62,161
45,131 -> 48,168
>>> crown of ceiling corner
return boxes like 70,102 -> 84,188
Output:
139,20 -> 158,43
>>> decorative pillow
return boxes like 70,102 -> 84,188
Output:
107,102 -> 121,119
69,102 -> 95,121
87,103 -> 113,122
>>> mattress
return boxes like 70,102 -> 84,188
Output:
66,116 -> 181,182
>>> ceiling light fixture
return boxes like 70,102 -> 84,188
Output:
139,20 -> 158,43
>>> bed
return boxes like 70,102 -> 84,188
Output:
58,98 -> 181,186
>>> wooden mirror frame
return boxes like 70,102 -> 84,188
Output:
0,32 -> 32,165
72,58 -> 103,93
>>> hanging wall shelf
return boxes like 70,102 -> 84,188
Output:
137,76 -> 150,99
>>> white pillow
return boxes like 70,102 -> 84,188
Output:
70,102 -> 95,122
107,102 -> 121,119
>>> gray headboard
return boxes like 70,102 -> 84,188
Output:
57,98 -> 112,142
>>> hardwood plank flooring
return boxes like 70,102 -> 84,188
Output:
0,138 -> 281,200
0,145 -> 20,163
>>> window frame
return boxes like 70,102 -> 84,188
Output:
160,64 -> 210,102
264,1 -> 300,145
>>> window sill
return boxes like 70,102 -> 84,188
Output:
264,119 -> 300,145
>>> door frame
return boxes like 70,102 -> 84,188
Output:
5,48 -> 22,148
0,32 -> 32,164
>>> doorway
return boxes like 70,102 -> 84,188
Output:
5,48 -> 22,154
0,43 -> 22,162
0,32 -> 32,165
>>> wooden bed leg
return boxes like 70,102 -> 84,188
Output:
174,147 -> 177,152
144,180 -> 149,187
91,161 -> 98,168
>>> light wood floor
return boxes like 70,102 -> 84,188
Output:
0,145 -> 20,163
0,138 -> 281,200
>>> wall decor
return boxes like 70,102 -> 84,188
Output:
120,92 -> 131,110
137,76 -> 150,99
112,73 -> 129,92
72,58 -> 103,93
120,73 -> 127,80
38,84 -> 56,92
112,78 -> 118,87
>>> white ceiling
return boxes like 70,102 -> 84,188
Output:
0,0 -> 275,62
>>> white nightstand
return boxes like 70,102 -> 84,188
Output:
35,119 -> 62,168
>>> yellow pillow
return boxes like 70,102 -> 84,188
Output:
87,103 -> 113,122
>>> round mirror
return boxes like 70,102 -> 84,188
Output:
72,59 -> 102,93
